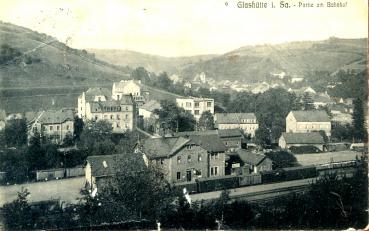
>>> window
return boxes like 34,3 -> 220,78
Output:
117,95 -> 120,100
177,172 -> 181,180
125,114 -> 128,119
177,156 -> 181,164
125,123 -> 128,128
207,102 -> 212,107
186,102 -> 192,107
56,126 -> 60,131
194,110 -> 200,115
49,126 -> 53,131
194,102 -> 199,108
225,141 -> 228,146
98,97 -> 101,101
117,123 -> 120,128
110,115 -> 113,119
160,159 -> 164,165
188,155 -> 191,162
95,116 -> 98,120
126,106 -> 129,111
198,154 -> 202,162
117,106 -> 121,111
117,115 -> 120,120
211,166 -> 219,176
196,170 -> 202,177
187,145 -> 192,150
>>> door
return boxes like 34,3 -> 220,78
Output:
186,170 -> 192,182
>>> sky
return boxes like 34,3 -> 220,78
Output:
0,0 -> 367,56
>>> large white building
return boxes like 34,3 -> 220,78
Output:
215,113 -> 259,137
176,97 -> 214,120
78,87 -> 135,133
286,110 -> 331,136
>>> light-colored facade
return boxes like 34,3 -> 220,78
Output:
215,113 -> 259,137
286,111 -> 331,136
112,80 -> 145,106
176,97 -> 214,120
136,136 -> 226,184
78,87 -> 111,119
27,109 -> 74,144
279,132 -> 325,151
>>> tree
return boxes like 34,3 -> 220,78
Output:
73,116 -> 84,141
156,72 -> 172,90
254,125 -> 271,148
2,188 -> 32,230
26,131 -> 47,171
4,118 -> 27,147
131,67 -> 151,84
264,150 -> 298,169
352,98 -> 367,142
198,111 -> 215,131
154,100 -> 196,133
302,92 -> 315,110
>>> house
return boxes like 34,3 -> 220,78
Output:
251,82 -> 270,94
288,87 -> 316,96
78,87 -> 111,119
86,95 -> 135,133
85,154 -> 145,190
176,97 -> 214,121
26,109 -> 74,144
215,113 -> 259,137
112,80 -> 145,106
138,100 -> 161,134
312,93 -> 335,109
291,77 -> 304,83
227,149 -> 272,175
286,110 -> 331,136
184,81 -> 192,89
0,109 -> 6,131
78,87 -> 135,133
136,135 -> 226,184
279,132 -> 325,151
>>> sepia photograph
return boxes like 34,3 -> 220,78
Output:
0,0 -> 367,230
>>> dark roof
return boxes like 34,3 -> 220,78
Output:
27,109 -> 74,125
216,113 -> 257,124
87,154 -> 145,178
85,87 -> 111,101
140,137 -> 191,159
90,96 -> 133,113
281,132 -> 325,144
291,110 -> 330,122
218,129 -> 243,138
231,149 -> 267,166
187,134 -> 227,153
176,130 -> 218,137
140,100 -> 161,112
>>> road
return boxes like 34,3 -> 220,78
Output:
0,177 -> 85,207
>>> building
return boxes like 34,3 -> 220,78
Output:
78,88 -> 135,133
227,149 -> 273,175
78,87 -> 111,119
286,110 -> 331,136
176,97 -> 214,120
112,80 -> 145,105
85,154 -> 145,190
136,135 -> 226,184
312,93 -> 335,109
138,100 -> 161,134
0,109 -> 6,131
86,95 -> 135,132
279,132 -> 325,151
215,113 -> 259,137
26,109 -> 74,144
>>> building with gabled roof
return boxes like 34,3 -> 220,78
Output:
27,109 -> 74,144
279,132 -> 325,151
112,80 -> 145,106
215,113 -> 258,137
286,110 -> 331,136
176,97 -> 214,121
135,135 -> 226,184
85,154 -> 146,190
78,87 -> 111,119
227,149 -> 272,175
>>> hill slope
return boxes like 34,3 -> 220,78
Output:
178,38 -> 367,82
89,48 -> 217,74
0,21 -> 131,89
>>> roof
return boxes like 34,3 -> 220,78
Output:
231,149 -> 267,166
187,134 -> 227,153
218,129 -> 243,138
216,113 -> 257,124
113,80 -> 141,91
87,154 -> 140,178
281,132 -> 325,144
140,100 -> 161,112
313,94 -> 334,104
90,96 -> 133,113
290,110 -> 330,122
140,137 -> 191,159
27,109 -> 74,125
85,87 -> 111,101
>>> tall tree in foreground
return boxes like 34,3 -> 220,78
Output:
198,111 -> 215,131
302,92 -> 315,110
4,118 -> 27,147
352,97 -> 367,142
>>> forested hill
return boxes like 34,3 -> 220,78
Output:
178,37 -> 367,82
0,21 -> 131,89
